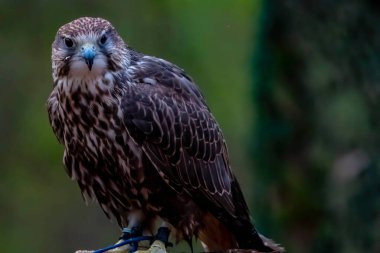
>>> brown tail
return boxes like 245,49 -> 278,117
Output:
233,226 -> 284,253
198,212 -> 239,252
258,233 -> 285,253
198,213 -> 285,252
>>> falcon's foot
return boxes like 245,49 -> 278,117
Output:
107,239 -> 133,253
135,227 -> 172,253
74,240 -> 131,253
74,226 -> 142,253
134,240 -> 167,253
116,227 -> 143,253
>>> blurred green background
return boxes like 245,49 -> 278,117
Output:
1,0 -> 379,252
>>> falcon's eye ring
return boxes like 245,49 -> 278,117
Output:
64,37 -> 74,48
99,35 -> 107,45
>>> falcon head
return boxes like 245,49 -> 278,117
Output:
52,17 -> 129,79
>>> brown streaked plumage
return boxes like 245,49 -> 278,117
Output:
47,17 -> 283,252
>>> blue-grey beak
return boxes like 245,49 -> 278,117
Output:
81,43 -> 96,71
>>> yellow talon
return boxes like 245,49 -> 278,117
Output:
134,240 -> 168,253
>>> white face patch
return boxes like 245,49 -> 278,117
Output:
70,54 -> 108,77
67,33 -> 109,77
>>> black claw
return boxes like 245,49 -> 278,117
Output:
185,237 -> 193,253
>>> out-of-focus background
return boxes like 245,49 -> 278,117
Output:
1,1 -> 379,252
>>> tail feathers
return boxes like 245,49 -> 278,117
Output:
198,212 -> 239,251
239,229 -> 284,253
257,233 -> 285,253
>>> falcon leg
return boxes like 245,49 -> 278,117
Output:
111,226 -> 143,253
135,226 -> 172,253
107,210 -> 144,253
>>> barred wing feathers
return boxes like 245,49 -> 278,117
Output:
122,56 -> 246,219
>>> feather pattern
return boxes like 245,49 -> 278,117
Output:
123,56 -> 238,217
47,17 -> 283,253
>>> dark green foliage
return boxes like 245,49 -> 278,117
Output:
252,1 -> 380,252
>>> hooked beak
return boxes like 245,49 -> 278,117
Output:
81,43 -> 96,71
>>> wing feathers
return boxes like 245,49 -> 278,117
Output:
122,56 -> 241,218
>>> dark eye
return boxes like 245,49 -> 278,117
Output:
64,37 -> 74,48
99,35 -> 107,45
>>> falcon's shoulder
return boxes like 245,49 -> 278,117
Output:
128,55 -> 204,101
121,55 -> 237,216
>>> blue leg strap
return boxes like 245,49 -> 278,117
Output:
120,226 -> 143,253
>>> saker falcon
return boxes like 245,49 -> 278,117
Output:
48,17 -> 283,253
